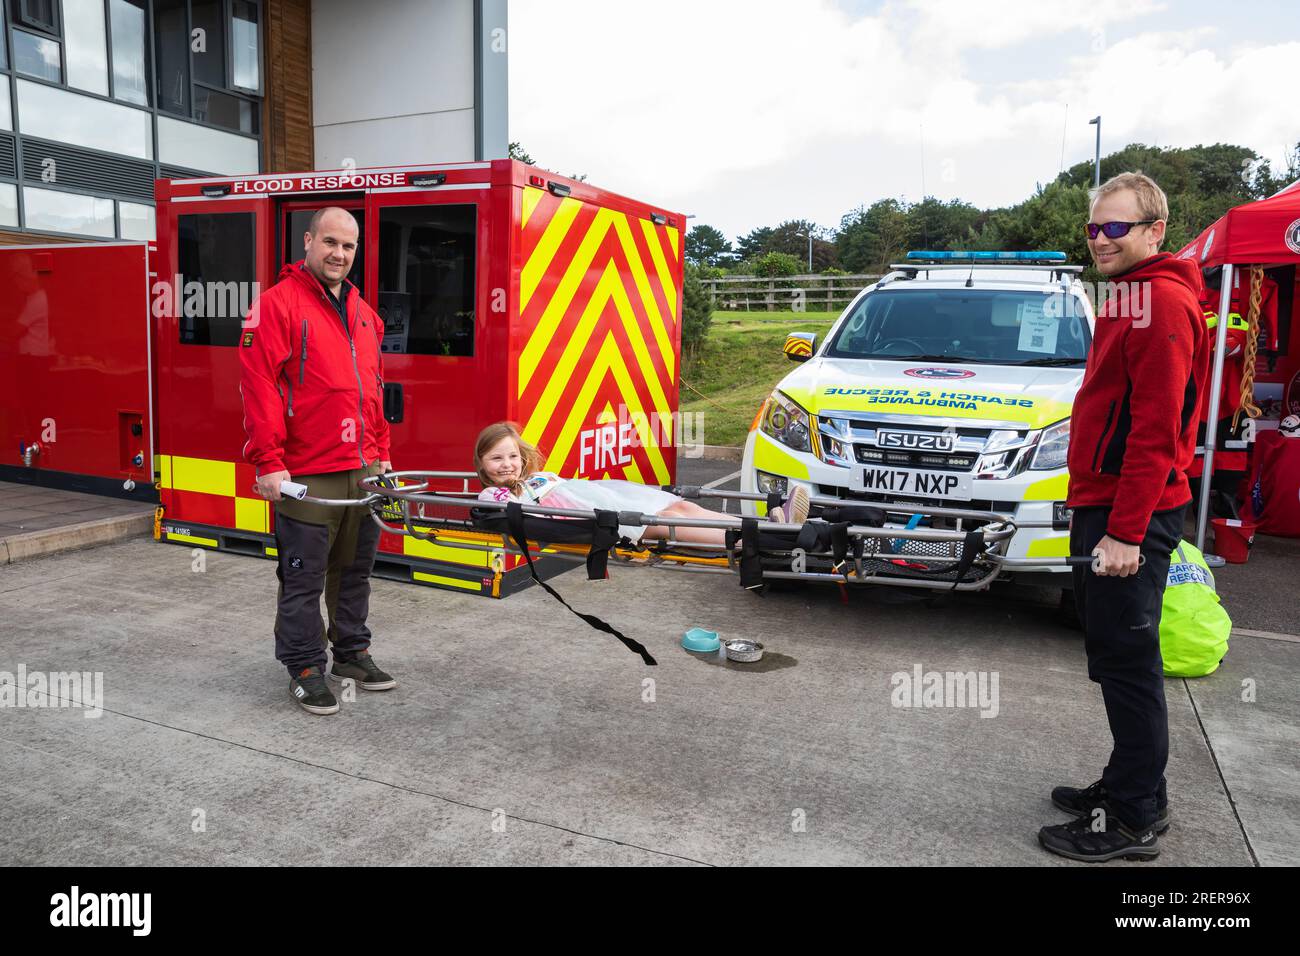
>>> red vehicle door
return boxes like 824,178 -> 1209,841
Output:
154,194 -> 273,540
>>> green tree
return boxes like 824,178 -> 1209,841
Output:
765,219 -> 839,271
751,251 -> 802,278
837,199 -> 911,273
681,263 -> 713,359
686,224 -> 733,267
734,226 -> 775,261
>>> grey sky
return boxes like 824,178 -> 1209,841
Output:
509,0 -> 1298,243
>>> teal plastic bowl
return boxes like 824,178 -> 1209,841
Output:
682,627 -> 721,653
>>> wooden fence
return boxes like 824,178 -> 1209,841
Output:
701,273 -> 881,313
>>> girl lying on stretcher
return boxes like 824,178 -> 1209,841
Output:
474,422 -> 810,547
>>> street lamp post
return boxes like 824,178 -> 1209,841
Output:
1089,116 -> 1101,188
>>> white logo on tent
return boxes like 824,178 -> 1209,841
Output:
1285,218 -> 1300,255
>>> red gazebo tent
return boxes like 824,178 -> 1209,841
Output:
1175,180 -> 1300,551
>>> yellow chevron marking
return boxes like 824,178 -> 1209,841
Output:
622,459 -> 645,484
520,195 -> 582,314
597,401 -> 618,425
519,205 -> 615,393
157,454 -> 173,490
542,335 -> 670,484
612,213 -> 675,381
521,186 -> 543,229
640,218 -> 678,324
522,261 -> 673,455
170,456 -> 234,497
666,226 -> 680,261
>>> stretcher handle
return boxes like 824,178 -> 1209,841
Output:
1064,554 -> 1147,570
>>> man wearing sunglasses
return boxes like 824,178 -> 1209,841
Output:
1039,173 -> 1210,862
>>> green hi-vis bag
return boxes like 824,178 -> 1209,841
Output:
1160,540 -> 1231,677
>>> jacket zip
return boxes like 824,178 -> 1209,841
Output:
312,284 -> 368,467
299,320 -> 308,385
284,374 -> 294,418
1091,399 -> 1116,472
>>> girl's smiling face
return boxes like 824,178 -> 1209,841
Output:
481,435 -> 524,485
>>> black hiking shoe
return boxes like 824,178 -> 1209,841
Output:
289,666 -> 339,715
329,651 -> 397,691
1052,779 -> 1170,834
1038,801 -> 1161,862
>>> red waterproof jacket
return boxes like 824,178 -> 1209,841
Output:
1066,254 -> 1209,544
240,261 -> 391,477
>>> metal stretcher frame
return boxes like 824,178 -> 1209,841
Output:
289,470 -> 1096,592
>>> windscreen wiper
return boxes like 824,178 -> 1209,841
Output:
1018,357 -> 1086,367
875,354 -> 995,364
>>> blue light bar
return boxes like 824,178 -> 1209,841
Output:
905,250 -> 1068,263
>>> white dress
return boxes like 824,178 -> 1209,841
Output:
479,473 -> 681,543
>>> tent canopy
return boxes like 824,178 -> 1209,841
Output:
1175,179 -> 1300,269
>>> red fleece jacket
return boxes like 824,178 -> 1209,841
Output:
1066,254 -> 1209,545
239,262 -> 391,477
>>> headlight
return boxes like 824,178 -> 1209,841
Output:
759,391 -> 813,453
1030,418 -> 1070,470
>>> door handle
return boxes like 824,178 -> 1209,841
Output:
383,382 -> 404,423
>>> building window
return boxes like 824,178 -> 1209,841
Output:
110,0 -> 150,106
177,212 -> 256,347
18,78 -> 153,160
12,27 -> 61,81
119,200 -> 155,240
154,0 -> 189,115
63,0 -> 109,96
230,0 -> 258,92
0,183 -> 18,228
189,0 -> 224,87
13,0 -> 59,35
193,85 -> 256,134
378,206 -> 478,357
24,186 -> 115,237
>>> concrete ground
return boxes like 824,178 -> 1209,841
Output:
0,458 -> 1295,866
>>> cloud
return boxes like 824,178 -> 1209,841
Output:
509,0 -> 1298,240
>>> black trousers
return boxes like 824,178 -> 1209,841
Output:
272,463 -> 382,675
1069,504 -> 1186,830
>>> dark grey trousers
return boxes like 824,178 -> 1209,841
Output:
272,463 -> 383,675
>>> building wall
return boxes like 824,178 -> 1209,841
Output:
311,0 -> 505,169
263,0 -> 314,172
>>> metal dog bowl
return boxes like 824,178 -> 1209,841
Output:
723,639 -> 764,663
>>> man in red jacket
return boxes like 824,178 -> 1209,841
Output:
1039,173 -> 1209,861
241,206 -> 397,716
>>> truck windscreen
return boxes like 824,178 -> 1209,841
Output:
825,288 -> 1090,366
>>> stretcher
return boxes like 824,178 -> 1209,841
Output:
286,471 -> 1092,591
285,471 -> 1111,663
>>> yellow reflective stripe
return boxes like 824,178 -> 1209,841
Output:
157,454 -> 173,490
612,213 -> 674,380
539,335 -> 671,484
265,546 -> 278,557
521,185 -> 543,229
639,217 -> 678,324
402,531 -> 491,567
519,204 -> 612,392
1023,474 -> 1069,501
1026,536 -> 1071,558
167,532 -> 219,547
169,456 -> 235,497
413,571 -> 482,591
752,435 -> 811,480
235,497 -> 269,533
520,195 -> 583,316
668,226 -> 681,262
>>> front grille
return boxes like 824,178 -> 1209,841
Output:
854,446 -> 977,471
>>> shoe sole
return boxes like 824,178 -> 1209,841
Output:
1038,831 -> 1160,862
788,485 -> 811,525
327,670 -> 396,691
1052,797 -> 1171,835
292,695 -> 339,715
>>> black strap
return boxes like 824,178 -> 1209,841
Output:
585,509 -> 621,580
950,529 -> 985,589
504,503 -> 656,665
738,516 -> 764,589
765,492 -> 784,518
829,522 -> 853,573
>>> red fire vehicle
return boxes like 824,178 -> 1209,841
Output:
2,160 -> 687,595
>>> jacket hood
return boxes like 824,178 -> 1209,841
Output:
1114,252 -> 1203,297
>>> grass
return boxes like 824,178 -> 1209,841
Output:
680,310 -> 841,448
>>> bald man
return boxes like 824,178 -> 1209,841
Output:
240,207 -> 397,715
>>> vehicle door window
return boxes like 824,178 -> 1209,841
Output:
376,204 -> 476,356
177,211 -> 256,347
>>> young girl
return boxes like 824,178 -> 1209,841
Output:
473,422 -> 809,547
